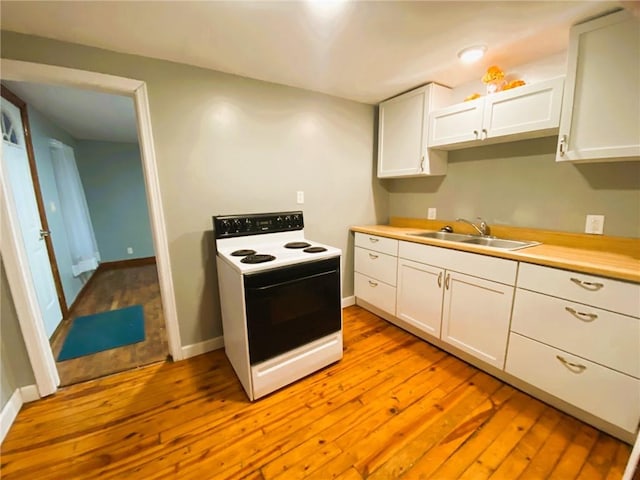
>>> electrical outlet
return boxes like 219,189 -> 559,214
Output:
427,207 -> 437,220
296,191 -> 304,204
585,214 -> 605,235
127,247 -> 134,254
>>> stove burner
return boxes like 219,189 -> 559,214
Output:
231,249 -> 256,257
285,241 -> 311,249
303,246 -> 327,253
241,254 -> 276,264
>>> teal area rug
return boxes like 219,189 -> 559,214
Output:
57,305 -> 145,361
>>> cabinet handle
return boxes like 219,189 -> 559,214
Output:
481,128 -> 488,140
556,355 -> 587,374
565,306 -> 598,322
570,277 -> 604,291
445,273 -> 450,290
368,280 -> 378,287
473,130 -> 479,139
437,271 -> 442,288
558,134 -> 567,156
420,155 -> 425,172
368,237 -> 379,243
368,253 -> 379,260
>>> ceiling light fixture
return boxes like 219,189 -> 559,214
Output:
457,45 -> 487,64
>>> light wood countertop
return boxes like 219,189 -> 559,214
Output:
351,219 -> 640,283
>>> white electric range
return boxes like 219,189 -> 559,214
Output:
213,211 -> 343,400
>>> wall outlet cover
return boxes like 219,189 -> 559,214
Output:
427,207 -> 437,220
585,214 -> 605,235
296,191 -> 304,204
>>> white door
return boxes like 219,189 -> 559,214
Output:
1,96 -> 62,337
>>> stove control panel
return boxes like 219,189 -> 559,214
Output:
213,211 -> 304,238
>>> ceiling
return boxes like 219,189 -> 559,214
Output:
0,1 -> 632,143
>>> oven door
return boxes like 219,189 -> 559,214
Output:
244,257 -> 341,365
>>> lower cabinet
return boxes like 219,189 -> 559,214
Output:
441,271 -> 514,369
396,259 -> 444,337
506,333 -> 640,433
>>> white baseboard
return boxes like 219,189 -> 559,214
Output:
342,296 -> 355,308
19,384 -> 40,403
1,389 -> 22,444
181,336 -> 224,359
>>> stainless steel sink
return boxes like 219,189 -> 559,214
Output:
460,237 -> 540,250
407,231 -> 540,250
408,231 -> 475,242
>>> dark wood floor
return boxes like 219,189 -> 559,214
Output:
49,264 -> 168,386
4,306 -> 631,479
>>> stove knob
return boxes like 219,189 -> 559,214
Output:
243,218 -> 254,232
275,216 -> 283,227
233,219 -> 242,233
219,219 -> 231,235
292,214 -> 303,228
284,215 -> 292,227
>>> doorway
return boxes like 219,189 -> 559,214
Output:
0,59 -> 182,397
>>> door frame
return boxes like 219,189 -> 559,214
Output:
0,59 -> 183,397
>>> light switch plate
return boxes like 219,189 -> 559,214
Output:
585,214 -> 604,234
296,191 -> 304,204
427,208 -> 437,220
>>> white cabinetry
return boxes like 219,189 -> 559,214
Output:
354,233 -> 398,316
506,263 -> 640,435
428,77 -> 564,150
396,259 -> 444,337
397,241 -> 517,368
557,10 -> 640,163
377,83 -> 451,178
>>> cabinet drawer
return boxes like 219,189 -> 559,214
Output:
355,233 -> 398,256
512,289 -> 640,378
399,241 -> 517,285
518,263 -> 640,317
354,247 -> 397,286
506,333 -> 640,433
354,272 -> 396,316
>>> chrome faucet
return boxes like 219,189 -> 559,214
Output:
456,217 -> 490,236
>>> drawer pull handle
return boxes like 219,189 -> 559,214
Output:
556,355 -> 587,374
368,280 -> 378,287
437,272 -> 442,288
445,273 -> 450,290
565,307 -> 598,322
570,278 -> 604,291
368,237 -> 379,243
368,253 -> 379,260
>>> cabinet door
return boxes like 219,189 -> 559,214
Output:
483,77 -> 563,141
441,271 -> 514,368
396,259 -> 444,338
378,85 -> 449,177
428,98 -> 483,148
557,10 -> 640,162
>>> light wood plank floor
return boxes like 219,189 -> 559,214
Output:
49,264 -> 168,386
3,306 -> 632,479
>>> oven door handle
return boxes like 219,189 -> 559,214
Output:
246,269 -> 338,291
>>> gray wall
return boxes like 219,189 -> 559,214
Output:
0,31 -> 387,347
27,106 -> 86,306
387,138 -> 640,238
75,140 -> 155,262
1,258 -> 36,410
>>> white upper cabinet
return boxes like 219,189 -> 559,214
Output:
377,83 -> 451,178
428,77 -> 564,150
557,10 -> 640,163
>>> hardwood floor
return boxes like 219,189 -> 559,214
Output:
3,306 -> 631,479
49,263 -> 168,386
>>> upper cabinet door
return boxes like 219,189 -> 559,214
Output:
557,10 -> 640,163
483,77 -> 564,140
377,83 -> 451,178
428,98 -> 484,147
